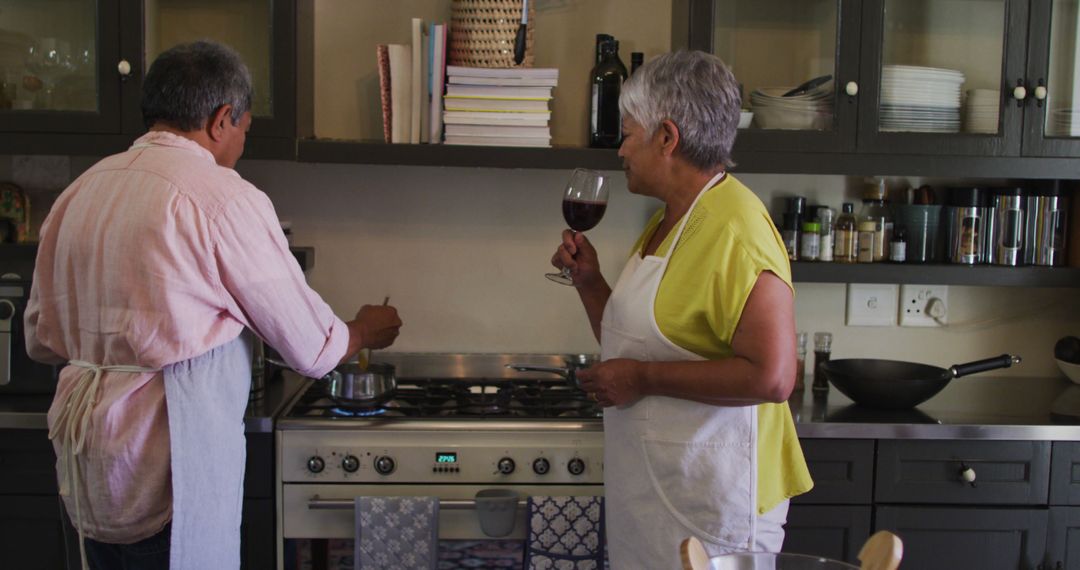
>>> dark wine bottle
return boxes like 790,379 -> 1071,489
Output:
630,52 -> 643,74
589,39 -> 628,148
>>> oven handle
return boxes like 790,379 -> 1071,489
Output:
308,495 -> 528,510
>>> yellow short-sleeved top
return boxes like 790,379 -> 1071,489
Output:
631,174 -> 814,514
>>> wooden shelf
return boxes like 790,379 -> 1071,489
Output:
792,262 -> 1080,287
297,139 -> 622,170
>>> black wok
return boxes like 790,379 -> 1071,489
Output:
820,354 -> 1021,410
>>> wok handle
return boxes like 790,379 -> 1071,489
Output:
949,354 -> 1021,378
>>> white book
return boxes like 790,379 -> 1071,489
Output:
410,18 -> 424,144
387,44 -> 411,144
445,84 -> 553,99
448,75 -> 559,87
428,23 -> 447,143
445,124 -> 551,138
444,110 -> 552,122
443,97 -> 550,112
447,65 -> 559,80
443,115 -> 550,127
444,135 -> 552,147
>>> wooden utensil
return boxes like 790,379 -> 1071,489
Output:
679,537 -> 710,570
858,530 -> 903,570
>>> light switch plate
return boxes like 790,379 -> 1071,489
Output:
845,283 -> 898,326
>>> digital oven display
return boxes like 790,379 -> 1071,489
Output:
436,452 -> 458,464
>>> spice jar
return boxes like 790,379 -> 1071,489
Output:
812,332 -> 832,396
857,221 -> 877,263
800,221 -> 821,261
834,203 -> 858,263
817,207 -> 835,262
946,187 -> 984,265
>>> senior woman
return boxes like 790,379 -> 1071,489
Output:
551,50 -> 813,568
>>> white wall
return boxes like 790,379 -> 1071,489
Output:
9,156 -> 1079,379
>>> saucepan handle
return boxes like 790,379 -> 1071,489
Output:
949,354 -> 1021,378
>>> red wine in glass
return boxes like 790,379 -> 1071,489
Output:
546,168 -> 609,285
562,199 -> 607,232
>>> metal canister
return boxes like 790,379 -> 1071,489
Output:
946,187 -> 984,265
1036,186 -> 1069,266
989,187 -> 1024,266
1022,192 -> 1041,265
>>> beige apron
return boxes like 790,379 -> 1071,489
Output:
50,333 -> 253,570
601,173 -> 759,570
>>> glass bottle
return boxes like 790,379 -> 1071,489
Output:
857,221 -> 877,263
833,203 -> 857,263
630,52 -> 644,74
794,331 -> 807,393
859,178 -> 893,262
812,332 -> 832,396
594,33 -> 614,64
818,207 -> 835,262
781,196 -> 806,261
589,38 -> 628,148
800,221 -> 820,261
890,225 -> 907,263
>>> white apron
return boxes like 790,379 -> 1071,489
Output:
601,173 -> 759,570
51,333 -> 253,570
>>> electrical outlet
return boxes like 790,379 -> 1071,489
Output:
845,284 -> 898,326
899,284 -> 948,327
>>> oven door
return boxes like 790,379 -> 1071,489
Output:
282,483 -> 604,540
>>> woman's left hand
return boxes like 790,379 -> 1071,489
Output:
577,359 -> 647,407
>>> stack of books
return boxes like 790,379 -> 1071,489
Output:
442,66 -> 558,147
378,19 -> 448,144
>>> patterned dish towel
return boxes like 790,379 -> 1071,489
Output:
355,496 -> 439,569
524,496 -> 606,569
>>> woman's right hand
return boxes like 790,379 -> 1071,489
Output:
354,304 -> 402,349
551,229 -> 601,288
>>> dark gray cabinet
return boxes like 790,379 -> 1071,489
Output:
0,1 -> 297,159
0,428 -> 275,570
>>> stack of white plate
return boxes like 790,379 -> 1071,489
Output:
963,89 -> 999,134
1049,108 -> 1080,137
880,65 -> 965,133
749,82 -> 833,130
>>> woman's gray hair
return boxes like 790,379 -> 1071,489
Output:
141,40 -> 253,131
619,50 -> 741,170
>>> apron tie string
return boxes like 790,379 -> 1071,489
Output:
48,360 -> 160,570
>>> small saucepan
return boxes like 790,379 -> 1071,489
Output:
820,354 -> 1020,410
266,358 -> 397,403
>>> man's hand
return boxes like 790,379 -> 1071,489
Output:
354,304 -> 402,350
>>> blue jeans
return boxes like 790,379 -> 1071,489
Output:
85,524 -> 170,570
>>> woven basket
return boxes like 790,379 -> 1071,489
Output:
449,0 -> 535,68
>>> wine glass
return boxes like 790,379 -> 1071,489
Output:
545,168 -> 609,285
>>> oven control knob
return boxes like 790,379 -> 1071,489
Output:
497,457 -> 516,475
306,456 -> 325,474
342,455 -> 360,473
532,457 -> 550,475
374,455 -> 396,475
567,458 -> 586,476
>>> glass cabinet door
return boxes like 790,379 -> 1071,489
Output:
0,0 -> 121,132
1022,0 -> 1080,156
144,0 -> 294,138
858,0 -> 1027,156
704,0 -> 860,153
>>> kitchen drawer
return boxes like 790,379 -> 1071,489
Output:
0,429 -> 58,495
1051,442 -> 1080,506
876,440 -> 1050,505
793,439 -> 874,505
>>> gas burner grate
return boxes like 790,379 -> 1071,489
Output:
287,378 -> 602,419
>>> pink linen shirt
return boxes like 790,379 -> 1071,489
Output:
25,131 -> 349,543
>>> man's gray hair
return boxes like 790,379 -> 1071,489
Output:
141,40 -> 253,131
619,50 -> 741,170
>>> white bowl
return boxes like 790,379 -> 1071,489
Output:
753,107 -> 831,130
1058,358 -> 1080,384
738,111 -> 754,129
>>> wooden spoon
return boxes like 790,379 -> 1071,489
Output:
858,530 -> 903,570
679,537 -> 710,570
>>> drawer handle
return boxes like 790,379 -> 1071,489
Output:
959,463 -> 977,488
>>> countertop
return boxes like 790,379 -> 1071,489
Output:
0,370 -> 307,433
790,375 -> 1080,440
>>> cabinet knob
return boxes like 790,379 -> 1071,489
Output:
1012,79 -> 1027,108
845,81 -> 859,97
1034,79 -> 1047,109
959,464 -> 977,487
117,60 -> 132,77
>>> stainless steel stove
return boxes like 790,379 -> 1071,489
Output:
275,354 -> 605,569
